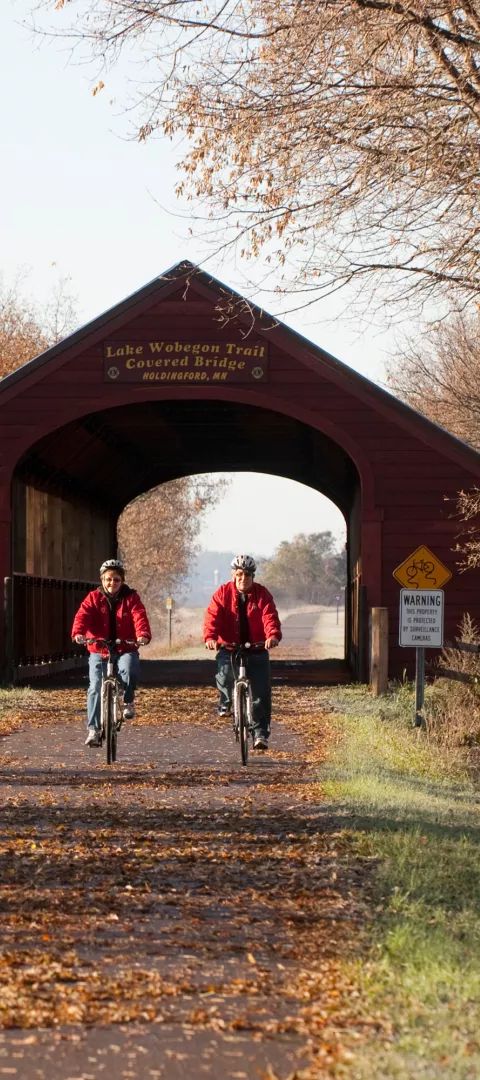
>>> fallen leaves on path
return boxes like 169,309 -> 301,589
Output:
0,684 -> 381,1076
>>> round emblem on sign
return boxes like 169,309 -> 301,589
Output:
107,366 -> 120,380
252,366 -> 264,380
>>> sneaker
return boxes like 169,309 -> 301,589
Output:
85,729 -> 101,747
253,735 -> 269,751
123,705 -> 135,720
218,705 -> 232,716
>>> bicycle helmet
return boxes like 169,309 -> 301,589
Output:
99,559 -> 125,577
231,554 -> 256,574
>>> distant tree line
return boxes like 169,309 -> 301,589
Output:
259,532 -> 345,607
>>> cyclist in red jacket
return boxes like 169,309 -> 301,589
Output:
204,554 -> 281,751
72,559 -> 151,747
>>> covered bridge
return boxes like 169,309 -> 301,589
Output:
1,260 -> 480,683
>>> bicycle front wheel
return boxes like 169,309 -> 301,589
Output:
102,682 -> 117,765
238,684 -> 249,766
110,686 -> 119,764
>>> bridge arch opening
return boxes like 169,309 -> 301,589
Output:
9,397 -> 362,680
124,470 -> 348,662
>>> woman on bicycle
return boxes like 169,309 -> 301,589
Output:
203,554 -> 281,751
72,559 -> 151,747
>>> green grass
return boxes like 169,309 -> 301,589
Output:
0,685 -> 37,711
319,685 -> 480,1079
0,685 -> 37,734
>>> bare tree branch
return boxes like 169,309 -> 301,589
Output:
33,1 -> 480,317
387,313 -> 480,568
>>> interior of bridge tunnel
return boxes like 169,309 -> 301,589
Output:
13,398 -> 358,523
9,397 -> 358,682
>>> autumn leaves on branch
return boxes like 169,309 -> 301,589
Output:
37,0 -> 480,318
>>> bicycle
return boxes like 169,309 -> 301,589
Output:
84,638 -> 138,765
226,642 -> 266,766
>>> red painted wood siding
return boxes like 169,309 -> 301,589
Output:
1,273 -> 480,677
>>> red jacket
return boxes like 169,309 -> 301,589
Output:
203,580 -> 281,646
71,586 -> 151,656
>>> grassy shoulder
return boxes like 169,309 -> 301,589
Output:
0,685 -> 38,735
319,683 -> 480,1080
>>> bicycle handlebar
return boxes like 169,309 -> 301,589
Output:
218,641 -> 267,650
80,637 -> 143,646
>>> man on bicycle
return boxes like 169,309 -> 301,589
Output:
204,554 -> 281,751
72,559 -> 151,747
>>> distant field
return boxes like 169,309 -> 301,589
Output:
144,604 -> 344,660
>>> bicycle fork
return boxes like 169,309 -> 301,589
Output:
233,674 -> 254,731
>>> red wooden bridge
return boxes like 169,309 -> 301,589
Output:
1,261 -> 480,683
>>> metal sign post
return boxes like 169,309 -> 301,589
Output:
393,543 -> 450,728
398,588 -> 444,726
165,596 -> 174,649
414,647 -> 426,728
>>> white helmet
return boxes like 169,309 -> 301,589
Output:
231,554 -> 256,574
99,559 -> 125,577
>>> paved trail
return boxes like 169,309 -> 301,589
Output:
0,684 -> 364,1078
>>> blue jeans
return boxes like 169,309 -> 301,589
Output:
216,647 -> 271,737
87,651 -> 140,732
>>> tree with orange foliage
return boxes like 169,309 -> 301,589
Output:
38,0 -> 480,320
118,475 -> 228,634
0,272 -> 78,377
0,279 -> 49,378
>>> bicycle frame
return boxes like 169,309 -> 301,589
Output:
232,647 -> 254,718
229,642 -> 265,766
85,638 -> 136,764
100,641 -> 126,764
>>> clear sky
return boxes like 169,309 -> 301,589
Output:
197,473 -> 346,556
2,1 -> 397,556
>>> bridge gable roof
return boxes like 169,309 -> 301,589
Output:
1,259 -> 479,475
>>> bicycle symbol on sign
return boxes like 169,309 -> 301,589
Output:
406,559 -> 437,587
393,545 -> 452,590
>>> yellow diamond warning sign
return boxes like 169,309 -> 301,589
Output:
393,545 -> 452,590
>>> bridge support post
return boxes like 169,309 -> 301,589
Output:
370,606 -> 389,695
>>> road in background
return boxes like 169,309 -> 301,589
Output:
146,605 -> 345,661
